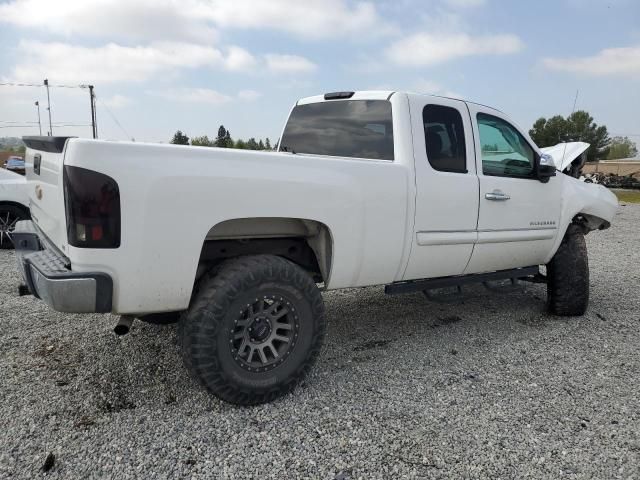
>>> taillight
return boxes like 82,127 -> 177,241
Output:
64,165 -> 121,248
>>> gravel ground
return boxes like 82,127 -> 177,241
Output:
1,205 -> 639,479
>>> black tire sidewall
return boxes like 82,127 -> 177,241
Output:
183,255 -> 325,404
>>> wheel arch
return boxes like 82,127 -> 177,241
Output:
0,201 -> 31,217
197,217 -> 334,285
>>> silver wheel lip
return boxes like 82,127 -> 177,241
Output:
0,209 -> 20,246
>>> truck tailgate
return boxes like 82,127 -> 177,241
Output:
22,136 -> 73,250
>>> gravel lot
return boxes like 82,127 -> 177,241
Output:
1,205 -> 639,479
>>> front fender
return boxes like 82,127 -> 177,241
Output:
544,176 -> 618,263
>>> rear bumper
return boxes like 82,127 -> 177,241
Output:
13,221 -> 113,313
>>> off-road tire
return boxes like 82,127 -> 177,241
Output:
180,255 -> 326,405
546,224 -> 589,316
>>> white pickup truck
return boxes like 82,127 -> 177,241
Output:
15,91 -> 617,405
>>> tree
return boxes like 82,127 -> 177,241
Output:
235,139 -> 247,149
191,135 -> 214,147
265,138 -> 272,150
258,139 -> 265,150
529,110 -> 610,162
607,136 -> 638,160
215,125 -> 230,148
246,137 -> 259,150
224,130 -> 233,148
171,130 -> 189,145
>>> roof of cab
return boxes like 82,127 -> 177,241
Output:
296,90 -> 504,115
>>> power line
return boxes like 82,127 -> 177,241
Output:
0,123 -> 92,128
96,96 -> 132,140
0,82 -> 87,89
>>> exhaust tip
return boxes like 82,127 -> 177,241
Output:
114,315 -> 134,336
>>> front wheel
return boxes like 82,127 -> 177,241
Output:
546,224 -> 589,316
180,255 -> 326,405
0,205 -> 29,249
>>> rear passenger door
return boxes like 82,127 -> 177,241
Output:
403,96 -> 479,280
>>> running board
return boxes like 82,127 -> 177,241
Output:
384,266 -> 540,296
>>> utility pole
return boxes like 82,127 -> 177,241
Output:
44,79 -> 53,136
88,85 -> 97,139
35,101 -> 42,135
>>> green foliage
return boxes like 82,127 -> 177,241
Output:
607,136 -> 638,160
171,130 -> 189,145
172,126 -> 274,151
191,135 -> 214,147
529,110 -> 610,162
215,125 -> 231,148
482,143 -> 498,152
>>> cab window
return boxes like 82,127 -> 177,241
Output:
423,105 -> 467,173
477,113 -> 535,178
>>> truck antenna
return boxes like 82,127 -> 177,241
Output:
561,89 -> 579,166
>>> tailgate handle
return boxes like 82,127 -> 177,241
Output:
33,154 -> 41,175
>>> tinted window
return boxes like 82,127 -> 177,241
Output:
423,105 -> 466,173
477,113 -> 535,178
280,100 -> 394,160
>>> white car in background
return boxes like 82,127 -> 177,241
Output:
0,168 -> 30,249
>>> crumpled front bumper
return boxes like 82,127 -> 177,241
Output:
13,221 -> 112,313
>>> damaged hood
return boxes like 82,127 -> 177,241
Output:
540,142 -> 590,172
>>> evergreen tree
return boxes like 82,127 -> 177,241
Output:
529,110 -> 610,161
246,137 -> 258,150
215,125 -> 228,148
171,130 -> 189,145
265,138 -> 272,150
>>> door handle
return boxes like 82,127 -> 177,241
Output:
485,191 -> 510,201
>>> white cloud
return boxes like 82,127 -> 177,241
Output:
0,0 -> 389,41
385,32 -> 523,66
148,88 -> 232,105
11,41 -> 257,84
542,45 -> 640,76
445,0 -> 486,8
0,0 -> 218,43
100,94 -> 131,109
237,90 -> 262,101
411,79 -> 463,98
225,46 -> 258,72
200,0 -> 389,39
265,54 -> 317,74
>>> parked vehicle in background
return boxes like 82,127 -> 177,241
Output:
15,91 -> 618,405
0,168 -> 30,248
4,156 -> 26,175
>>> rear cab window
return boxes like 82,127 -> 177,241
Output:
279,100 -> 394,160
423,105 -> 467,173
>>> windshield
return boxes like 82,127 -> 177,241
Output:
280,100 -> 394,160
7,159 -> 24,166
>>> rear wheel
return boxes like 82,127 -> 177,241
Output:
546,224 -> 589,316
180,255 -> 326,405
0,205 -> 29,249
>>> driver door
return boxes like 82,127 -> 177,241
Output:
464,104 -> 562,274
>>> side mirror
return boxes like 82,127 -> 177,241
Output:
536,153 -> 557,183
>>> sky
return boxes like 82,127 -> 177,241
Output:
0,0 -> 639,146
